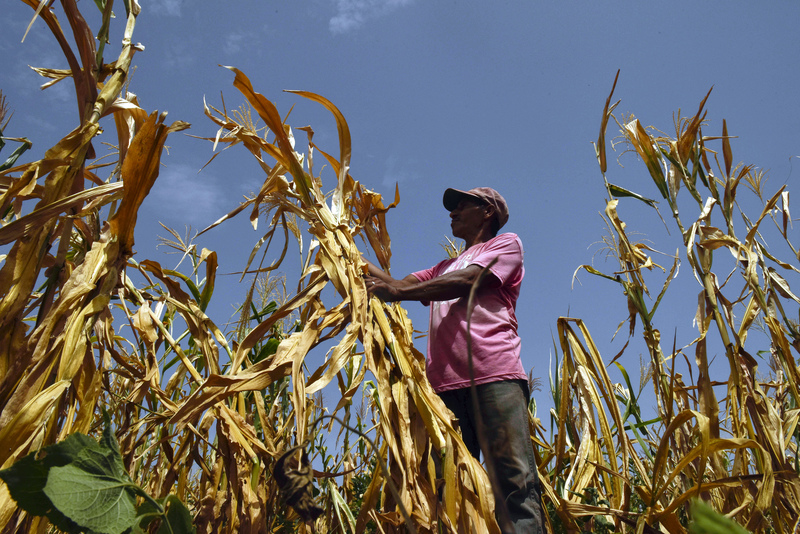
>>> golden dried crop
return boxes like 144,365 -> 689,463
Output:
3,3 -> 800,534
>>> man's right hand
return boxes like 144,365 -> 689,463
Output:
365,275 -> 401,302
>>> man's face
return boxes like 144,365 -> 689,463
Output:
449,198 -> 490,239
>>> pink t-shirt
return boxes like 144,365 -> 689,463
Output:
412,233 -> 527,393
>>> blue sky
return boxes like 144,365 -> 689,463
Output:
2,1 -> 800,422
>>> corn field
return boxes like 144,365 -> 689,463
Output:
1,2 -> 799,533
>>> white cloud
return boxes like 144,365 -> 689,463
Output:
381,152 -> 418,189
329,0 -> 413,34
146,163 -> 227,226
223,32 -> 246,55
151,0 -> 183,17
159,36 -> 197,70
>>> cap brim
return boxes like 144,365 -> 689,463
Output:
443,188 -> 478,211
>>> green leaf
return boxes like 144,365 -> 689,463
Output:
158,495 -> 195,534
0,138 -> 32,171
44,462 -> 138,534
0,411 -> 193,534
249,300 -> 279,322
43,413 -> 139,534
0,433 -> 94,533
607,182 -> 659,208
135,497 -> 165,530
254,337 -> 281,363
163,268 -> 202,302
689,499 -> 750,534
134,494 -> 195,534
329,479 -> 356,533
94,0 -> 115,66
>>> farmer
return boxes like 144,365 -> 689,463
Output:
363,187 -> 545,534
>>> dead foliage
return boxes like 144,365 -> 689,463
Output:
2,4 -> 799,534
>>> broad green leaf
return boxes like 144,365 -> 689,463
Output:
162,267 -> 202,302
689,499 -> 750,534
44,462 -> 138,534
254,336 -> 281,363
135,495 -> 195,534
0,411 -> 187,534
157,495 -> 195,534
43,414 -> 139,534
0,433 -> 94,533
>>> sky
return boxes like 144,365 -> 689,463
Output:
2,1 -> 800,425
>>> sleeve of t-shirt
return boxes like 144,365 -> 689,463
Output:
411,266 -> 436,283
468,233 -> 523,286
411,260 -> 452,306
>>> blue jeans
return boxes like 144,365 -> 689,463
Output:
439,380 -> 546,534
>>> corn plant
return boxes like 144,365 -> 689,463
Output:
0,2 -> 501,532
1,1 -> 188,531
539,71 -> 800,533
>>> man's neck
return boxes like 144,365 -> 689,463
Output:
463,228 -> 494,249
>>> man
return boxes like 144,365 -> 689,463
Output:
364,187 -> 545,534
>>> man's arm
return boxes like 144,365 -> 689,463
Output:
361,257 -> 419,294
365,264 -> 490,303
361,258 -> 415,284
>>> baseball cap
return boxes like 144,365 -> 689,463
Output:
442,187 -> 509,229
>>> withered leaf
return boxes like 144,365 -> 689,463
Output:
273,445 -> 323,523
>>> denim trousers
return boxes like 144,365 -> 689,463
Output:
438,379 -> 546,534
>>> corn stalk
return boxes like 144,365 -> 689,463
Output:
543,71 -> 800,532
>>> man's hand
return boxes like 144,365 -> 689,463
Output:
361,257 -> 419,302
365,275 -> 400,302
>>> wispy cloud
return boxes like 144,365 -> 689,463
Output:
381,152 -> 419,189
159,36 -> 198,70
151,0 -> 183,17
0,21 -> 76,133
223,32 -> 247,55
329,0 -> 413,34
146,163 -> 229,226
